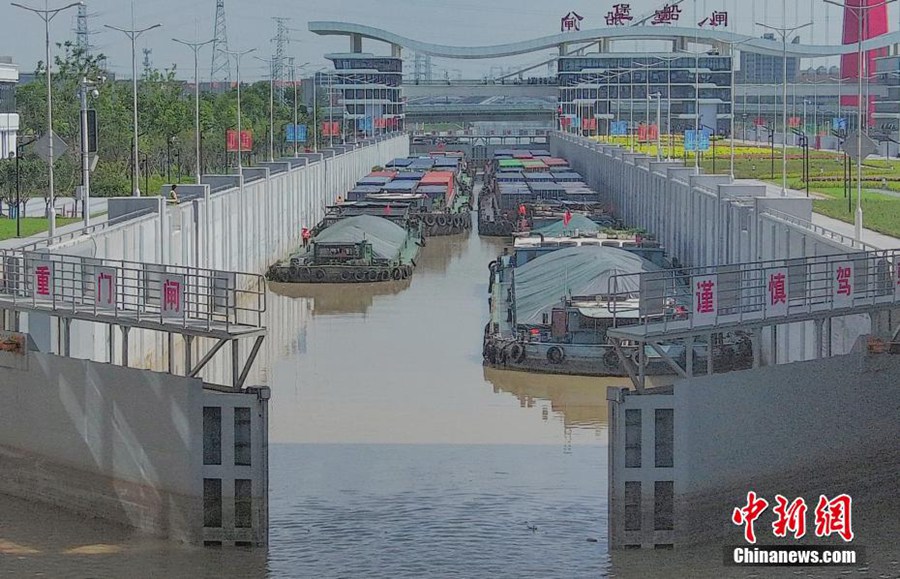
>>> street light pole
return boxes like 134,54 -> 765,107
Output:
253,55 -> 280,162
823,0 -> 896,240
12,0 -> 82,236
755,18 -> 813,196
219,48 -> 256,172
173,37 -> 214,184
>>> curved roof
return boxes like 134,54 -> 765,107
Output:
514,246 -> 661,325
310,21 -> 900,59
313,215 -> 408,259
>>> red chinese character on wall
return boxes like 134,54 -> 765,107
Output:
35,265 -> 51,296
605,4 -> 633,26
836,266 -> 852,296
651,3 -> 681,25
768,272 -> 787,305
164,280 -> 182,313
814,494 -> 854,542
560,11 -> 584,32
696,279 -> 716,314
698,10 -> 728,27
772,495 -> 808,539
732,491 -> 769,544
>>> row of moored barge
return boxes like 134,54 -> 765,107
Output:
267,152 -> 473,284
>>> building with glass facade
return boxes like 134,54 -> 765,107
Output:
557,52 -> 733,136
0,57 -> 19,159
325,53 -> 404,136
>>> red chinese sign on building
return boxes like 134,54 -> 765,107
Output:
651,3 -> 681,25
832,261 -> 854,308
581,117 -> 597,131
698,10 -> 728,27
692,274 -> 718,326
95,266 -> 117,310
765,267 -> 789,317
161,274 -> 186,319
32,260 -> 53,298
226,129 -> 253,152
560,11 -> 584,32
637,124 -> 659,142
788,116 -> 802,128
605,3 -> 633,26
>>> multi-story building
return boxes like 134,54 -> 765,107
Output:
739,34 -> 801,84
557,52 -> 733,135
0,56 -> 19,158
325,53 -> 404,136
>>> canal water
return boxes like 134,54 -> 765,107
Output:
2,208 -> 896,577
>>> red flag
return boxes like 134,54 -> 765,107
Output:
563,209 -> 572,226
384,204 -> 392,216
518,204 -> 526,217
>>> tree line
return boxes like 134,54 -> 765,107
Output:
0,43 -> 316,215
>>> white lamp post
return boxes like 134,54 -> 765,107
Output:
172,37 -> 215,183
218,47 -> 256,172
755,17 -> 813,196
105,21 -> 162,196
823,0 -> 897,241
12,0 -> 83,235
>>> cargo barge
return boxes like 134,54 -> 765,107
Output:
482,226 -> 753,377
478,150 -> 614,237
266,214 -> 422,284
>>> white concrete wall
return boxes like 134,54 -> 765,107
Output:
23,136 -> 409,377
608,347 -> 900,548
550,133 -> 874,364
0,348 -> 268,544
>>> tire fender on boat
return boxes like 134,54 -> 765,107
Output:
508,342 -> 525,363
391,267 -> 403,280
436,215 -> 448,227
603,348 -> 620,369
547,346 -> 566,364
366,269 -> 379,282
423,214 -> 436,227
354,270 -> 367,282
313,268 -> 326,281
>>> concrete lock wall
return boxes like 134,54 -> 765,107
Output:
25,136 -> 409,377
0,348 -> 268,545
608,347 -> 900,549
549,133 -> 873,365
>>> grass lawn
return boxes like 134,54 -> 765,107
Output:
0,217 -> 80,241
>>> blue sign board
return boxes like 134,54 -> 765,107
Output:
832,117 -> 847,131
356,116 -> 373,132
285,124 -> 307,143
684,130 -> 696,152
698,128 -> 710,152
684,129 -> 710,152
611,121 -> 628,136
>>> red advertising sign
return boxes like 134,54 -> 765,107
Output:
788,117 -> 802,128
638,124 -> 649,142
754,117 -> 767,127
226,129 -> 253,152
320,121 -> 341,137
580,118 -> 597,130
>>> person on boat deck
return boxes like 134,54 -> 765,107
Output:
336,195 -> 344,205
301,227 -> 311,248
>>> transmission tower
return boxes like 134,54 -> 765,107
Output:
210,0 -> 231,83
75,3 -> 91,54
142,47 -> 153,73
272,17 -> 289,104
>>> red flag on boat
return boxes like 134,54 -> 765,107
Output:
384,204 -> 392,216
518,204 -> 527,217
563,209 -> 572,227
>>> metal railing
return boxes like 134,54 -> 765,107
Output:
761,207 -> 879,252
0,249 -> 266,334
606,249 -> 900,337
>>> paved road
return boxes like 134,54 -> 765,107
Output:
13,198 -> 108,218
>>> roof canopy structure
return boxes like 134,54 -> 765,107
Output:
309,21 -> 900,60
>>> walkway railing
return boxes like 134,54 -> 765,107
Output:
0,249 -> 265,336
606,249 -> 900,339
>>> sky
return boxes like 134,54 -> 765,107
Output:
0,0 -> 895,81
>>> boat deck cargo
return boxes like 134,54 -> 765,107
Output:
478,150 -> 613,236
267,214 -> 423,284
